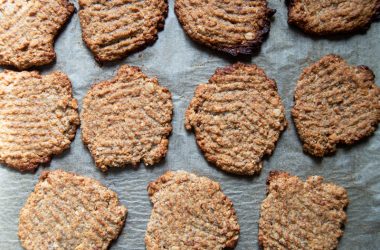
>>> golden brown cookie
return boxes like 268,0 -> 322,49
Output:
81,65 -> 173,171
145,170 -> 240,249
79,0 -> 168,62
287,0 -> 380,35
18,170 -> 127,250
0,0 -> 74,70
185,63 -> 287,175
175,0 -> 275,55
292,54 -> 380,157
259,171 -> 349,250
0,70 -> 80,171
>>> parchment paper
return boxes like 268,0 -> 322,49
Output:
0,1 -> 379,249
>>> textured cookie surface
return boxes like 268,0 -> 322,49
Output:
287,0 -> 380,35
259,171 -> 349,250
79,0 -> 167,62
19,170 -> 128,250
185,63 -> 287,175
0,70 -> 80,171
175,0 -> 275,55
0,0 -> 74,69
292,54 -> 380,157
145,170 -> 240,249
81,65 -> 172,171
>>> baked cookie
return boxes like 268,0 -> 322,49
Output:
81,65 -> 172,171
19,170 -> 127,250
292,54 -> 380,157
0,70 -> 80,171
79,0 -> 167,62
185,63 -> 287,175
175,0 -> 275,55
0,0 -> 74,70
287,0 -> 380,35
145,171 -> 240,249
259,171 -> 349,250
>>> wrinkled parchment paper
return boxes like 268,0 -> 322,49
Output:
0,1 -> 379,249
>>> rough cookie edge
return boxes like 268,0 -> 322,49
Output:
80,65 -> 173,171
185,63 -> 288,176
174,2 -> 275,56
259,170 -> 349,248
286,0 -> 380,36
292,54 -> 380,157
145,170 -> 240,249
0,0 -> 75,70
0,70 -> 79,172
18,169 -> 128,249
79,0 -> 168,63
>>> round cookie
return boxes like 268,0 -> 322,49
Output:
0,70 -> 80,171
81,65 -> 173,171
0,0 -> 74,70
287,0 -> 380,36
79,0 -> 168,62
292,54 -> 380,157
175,0 -> 275,56
185,63 -> 287,175
259,171 -> 349,249
145,171 -> 240,249
18,170 -> 127,250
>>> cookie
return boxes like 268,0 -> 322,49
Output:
145,170 -> 240,249
175,0 -> 275,55
287,0 -> 380,35
0,70 -> 80,171
259,171 -> 349,249
185,63 -> 287,175
0,0 -> 74,70
292,54 -> 380,157
18,170 -> 127,250
79,0 -> 167,62
81,65 -> 172,171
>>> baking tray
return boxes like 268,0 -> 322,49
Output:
0,0 -> 379,249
